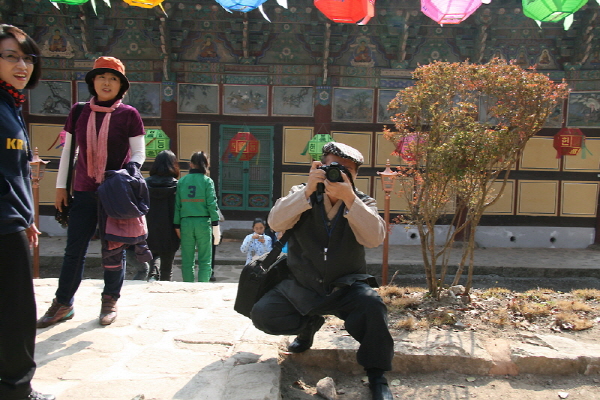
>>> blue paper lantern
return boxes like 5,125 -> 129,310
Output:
215,0 -> 268,12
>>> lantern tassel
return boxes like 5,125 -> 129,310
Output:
102,0 -> 111,6
50,2 -> 61,9
276,0 -> 288,8
300,140 -> 310,156
159,3 -> 168,17
235,142 -> 248,162
254,141 -> 261,165
581,140 -> 592,160
563,14 -> 574,31
357,15 -> 372,25
90,0 -> 97,15
221,142 -> 233,162
258,5 -> 271,22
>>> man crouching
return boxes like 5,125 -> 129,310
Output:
251,142 -> 394,400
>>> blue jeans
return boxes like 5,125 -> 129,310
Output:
55,191 -> 125,306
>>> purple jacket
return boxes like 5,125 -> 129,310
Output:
97,162 -> 149,219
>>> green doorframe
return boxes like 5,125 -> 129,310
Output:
218,125 -> 274,211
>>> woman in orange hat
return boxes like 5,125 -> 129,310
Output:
37,56 -> 146,328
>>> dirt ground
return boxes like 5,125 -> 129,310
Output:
280,363 -> 600,399
281,274 -> 600,399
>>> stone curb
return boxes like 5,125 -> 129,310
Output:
39,255 -> 600,279
283,329 -> 600,377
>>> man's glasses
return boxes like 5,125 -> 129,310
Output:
0,51 -> 38,65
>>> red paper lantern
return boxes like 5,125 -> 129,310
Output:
314,0 -> 375,24
223,132 -> 260,162
553,127 -> 585,157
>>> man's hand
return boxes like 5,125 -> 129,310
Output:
323,172 -> 356,209
55,188 -> 69,212
305,161 -> 326,199
26,223 -> 41,248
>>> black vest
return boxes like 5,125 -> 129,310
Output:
286,191 -> 371,296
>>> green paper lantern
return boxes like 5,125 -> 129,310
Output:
145,129 -> 170,158
52,0 -> 90,4
301,134 -> 335,161
522,0 -> 587,22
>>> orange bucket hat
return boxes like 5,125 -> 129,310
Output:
85,56 -> 130,92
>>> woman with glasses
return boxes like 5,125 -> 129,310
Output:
0,24 -> 55,400
36,56 -> 146,328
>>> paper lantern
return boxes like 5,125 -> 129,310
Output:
314,0 -> 375,24
51,0 -> 89,4
522,0 -> 587,22
215,0 -> 268,12
144,129 -> 170,158
223,132 -> 260,162
123,0 -> 168,14
394,134 -> 425,162
421,0 -> 483,24
553,127 -> 585,157
301,134 -> 335,161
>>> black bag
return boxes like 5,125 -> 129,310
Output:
234,231 -> 291,318
54,195 -> 73,228
54,103 -> 85,228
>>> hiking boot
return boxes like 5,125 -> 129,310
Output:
287,315 -> 325,353
36,298 -> 74,328
99,294 -> 118,325
24,390 -> 56,400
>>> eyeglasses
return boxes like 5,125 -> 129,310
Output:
0,51 -> 38,65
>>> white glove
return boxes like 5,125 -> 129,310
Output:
212,225 -> 221,246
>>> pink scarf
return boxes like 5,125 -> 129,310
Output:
86,98 -> 122,183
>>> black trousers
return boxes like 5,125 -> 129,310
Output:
252,281 -> 394,371
0,230 -> 36,399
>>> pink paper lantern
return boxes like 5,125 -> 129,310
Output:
421,0 -> 483,24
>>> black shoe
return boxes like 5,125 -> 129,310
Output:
26,390 -> 56,400
209,271 -> 216,282
287,315 -> 325,353
369,378 -> 393,400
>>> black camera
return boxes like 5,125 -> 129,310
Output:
319,162 -> 347,183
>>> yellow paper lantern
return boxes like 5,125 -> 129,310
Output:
123,0 -> 166,14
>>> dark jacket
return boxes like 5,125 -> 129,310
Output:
0,89 -> 34,234
145,175 -> 180,255
280,191 -> 376,315
97,162 -> 150,219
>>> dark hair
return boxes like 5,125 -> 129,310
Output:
86,73 -> 128,100
149,150 -> 179,178
190,151 -> 209,174
0,24 -> 41,89
253,218 -> 265,228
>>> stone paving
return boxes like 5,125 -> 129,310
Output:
29,236 -> 600,399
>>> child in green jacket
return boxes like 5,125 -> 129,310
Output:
174,151 -> 221,282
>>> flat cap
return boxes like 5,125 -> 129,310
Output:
322,142 -> 364,166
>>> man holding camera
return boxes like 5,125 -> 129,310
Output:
251,142 -> 394,400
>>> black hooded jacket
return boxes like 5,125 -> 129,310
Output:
145,175 -> 180,254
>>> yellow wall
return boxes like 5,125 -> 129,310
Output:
177,124 -> 210,161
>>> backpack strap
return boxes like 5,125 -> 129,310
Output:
261,230 -> 292,269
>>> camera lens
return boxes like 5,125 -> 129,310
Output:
327,168 -> 342,182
